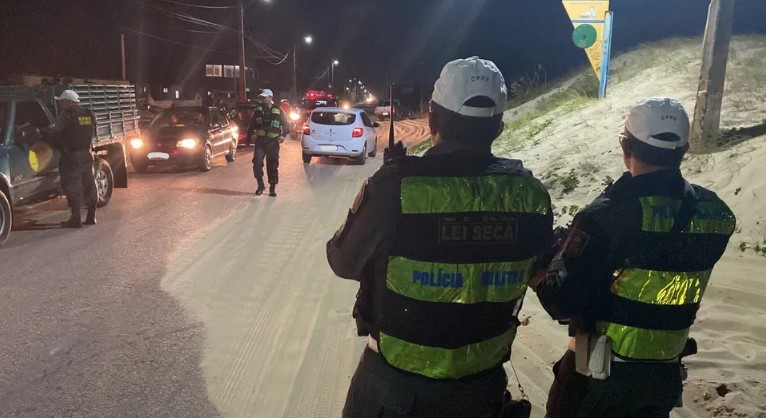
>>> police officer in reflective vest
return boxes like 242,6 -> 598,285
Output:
327,57 -> 554,417
49,90 -> 98,228
531,98 -> 735,418
246,89 -> 289,197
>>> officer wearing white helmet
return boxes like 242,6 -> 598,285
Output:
327,57 -> 553,417
246,89 -> 290,196
531,98 -> 736,418
49,89 -> 98,228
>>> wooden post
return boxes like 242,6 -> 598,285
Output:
238,0 -> 247,101
690,0 -> 735,152
120,33 -> 126,80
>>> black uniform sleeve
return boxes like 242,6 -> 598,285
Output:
48,110 -> 72,148
533,208 -> 613,320
326,169 -> 399,281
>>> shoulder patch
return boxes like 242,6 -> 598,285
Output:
351,182 -> 368,214
563,228 -> 590,257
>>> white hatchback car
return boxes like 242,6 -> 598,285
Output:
301,107 -> 379,164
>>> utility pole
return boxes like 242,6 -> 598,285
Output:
238,0 -> 247,101
292,46 -> 297,102
120,33 -> 127,80
690,0 -> 735,151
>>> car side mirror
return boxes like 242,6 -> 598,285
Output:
14,125 -> 42,146
373,122 -> 380,128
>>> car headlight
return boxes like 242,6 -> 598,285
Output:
290,112 -> 300,121
177,138 -> 198,149
130,138 -> 144,149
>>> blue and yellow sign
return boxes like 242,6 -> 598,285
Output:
563,0 -> 610,81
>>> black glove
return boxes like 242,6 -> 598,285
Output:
384,141 -> 407,163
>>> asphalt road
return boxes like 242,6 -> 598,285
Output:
0,120 -> 429,418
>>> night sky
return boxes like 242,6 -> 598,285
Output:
1,0 -> 764,96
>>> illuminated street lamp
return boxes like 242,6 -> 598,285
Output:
292,34 -> 314,101
330,59 -> 340,89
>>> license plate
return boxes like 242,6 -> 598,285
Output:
148,152 -> 170,160
320,145 -> 337,152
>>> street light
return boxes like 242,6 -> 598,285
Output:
292,34 -> 314,101
329,59 -> 340,89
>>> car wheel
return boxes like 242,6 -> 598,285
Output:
0,191 -> 11,247
355,145 -> 367,165
225,140 -> 237,163
132,158 -> 148,173
369,139 -> 377,158
94,157 -> 114,208
302,153 -> 312,164
200,145 -> 213,172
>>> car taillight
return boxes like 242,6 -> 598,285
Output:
352,127 -> 364,138
238,133 -> 246,140
303,125 -> 311,135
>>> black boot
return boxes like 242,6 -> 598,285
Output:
61,208 -> 82,228
269,185 -> 277,197
84,206 -> 97,225
255,180 -> 266,196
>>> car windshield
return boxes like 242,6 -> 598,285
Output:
151,110 -> 208,128
311,112 -> 356,126
0,101 -> 9,141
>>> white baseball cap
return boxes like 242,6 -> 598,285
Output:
625,98 -> 690,150
259,89 -> 274,98
55,90 -> 80,103
431,56 -> 507,117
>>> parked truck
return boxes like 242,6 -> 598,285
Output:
374,84 -> 421,121
0,84 -> 138,246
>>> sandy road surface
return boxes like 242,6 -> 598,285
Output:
160,118 -> 430,418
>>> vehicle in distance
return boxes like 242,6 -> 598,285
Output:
375,99 -> 412,121
289,95 -> 339,139
129,107 -> 238,173
301,107 -> 379,165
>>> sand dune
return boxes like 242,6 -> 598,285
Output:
501,35 -> 766,418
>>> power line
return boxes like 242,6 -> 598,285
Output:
137,1 -> 235,31
156,0 -> 238,9
246,37 -> 290,64
167,27 -> 227,34
245,36 -> 285,58
118,25 -> 237,54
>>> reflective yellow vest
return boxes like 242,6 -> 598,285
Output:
598,195 -> 735,361
254,105 -> 283,139
372,162 -> 552,379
